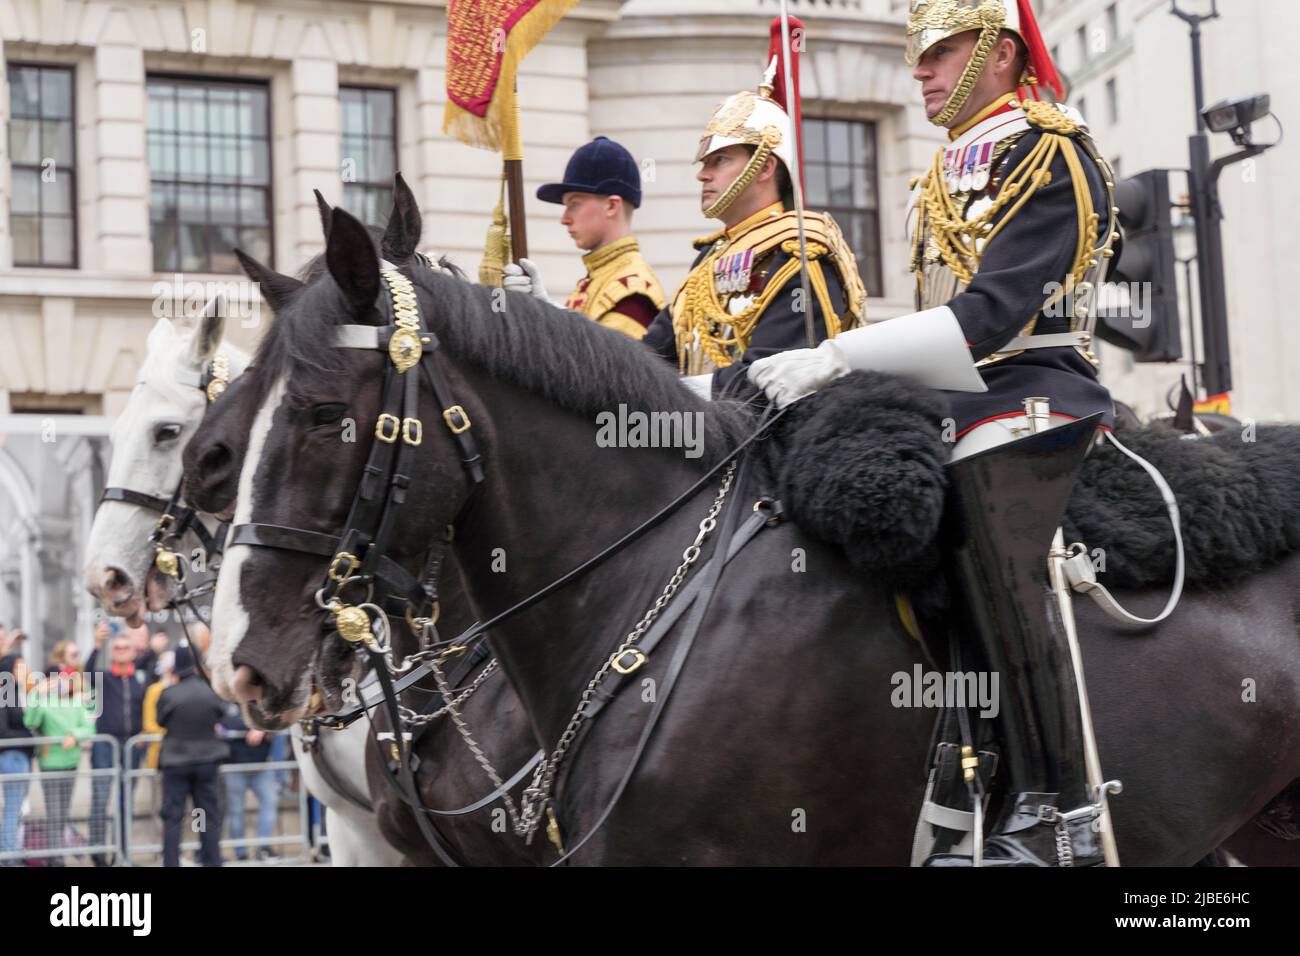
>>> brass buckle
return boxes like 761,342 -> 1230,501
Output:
328,552 -> 360,582
402,417 -> 423,446
610,647 -> 646,675
442,405 -> 471,434
155,514 -> 176,535
435,644 -> 469,663
375,413 -> 400,443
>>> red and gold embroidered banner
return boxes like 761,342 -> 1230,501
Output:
443,0 -> 580,157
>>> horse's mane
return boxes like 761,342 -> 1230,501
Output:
407,267 -> 750,465
256,242 -> 750,468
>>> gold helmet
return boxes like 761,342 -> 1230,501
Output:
695,17 -> 805,220
906,0 -> 1064,127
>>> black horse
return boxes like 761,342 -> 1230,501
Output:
193,202 -> 1300,865
185,181 -> 551,866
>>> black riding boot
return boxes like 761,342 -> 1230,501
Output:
925,416 -> 1104,868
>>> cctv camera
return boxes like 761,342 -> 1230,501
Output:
1202,94 -> 1270,144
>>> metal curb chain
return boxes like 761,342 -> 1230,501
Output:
399,658 -> 499,726
517,461 -> 738,844
424,642 -> 524,829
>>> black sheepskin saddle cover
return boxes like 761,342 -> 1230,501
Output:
770,371 -> 1300,593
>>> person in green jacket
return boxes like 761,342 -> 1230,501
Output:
23,640 -> 94,864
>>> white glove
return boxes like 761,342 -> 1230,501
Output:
502,258 -> 551,303
681,373 -> 713,401
748,306 -> 988,407
747,340 -> 850,408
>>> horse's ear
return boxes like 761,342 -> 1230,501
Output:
381,171 -> 422,262
187,295 -> 226,367
234,248 -> 304,312
146,316 -> 175,353
326,207 -> 381,319
314,189 -> 333,240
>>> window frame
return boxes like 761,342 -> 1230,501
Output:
338,84 -> 399,227
145,72 -> 275,274
7,61 -> 79,269
800,116 -> 884,299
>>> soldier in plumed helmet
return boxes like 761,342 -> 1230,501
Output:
641,17 -> 867,400
750,0 -> 1124,868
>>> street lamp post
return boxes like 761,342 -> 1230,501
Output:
1169,0 -> 1231,400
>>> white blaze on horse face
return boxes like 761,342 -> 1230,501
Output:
210,375 -> 286,702
84,318 -> 215,622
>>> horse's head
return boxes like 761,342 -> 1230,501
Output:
204,197 -> 470,727
184,172 -> 435,518
84,305 -> 239,627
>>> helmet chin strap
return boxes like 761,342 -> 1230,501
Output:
703,128 -> 782,220
929,16 -> 1005,128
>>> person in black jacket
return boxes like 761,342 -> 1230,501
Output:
156,646 -> 228,866
86,631 -> 147,866
0,653 -> 34,865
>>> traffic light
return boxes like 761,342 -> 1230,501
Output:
1097,169 -> 1183,362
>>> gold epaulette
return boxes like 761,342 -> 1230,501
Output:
1023,100 -> 1079,136
565,236 -> 667,338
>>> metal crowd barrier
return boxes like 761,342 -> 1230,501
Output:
123,733 -> 312,865
0,734 -> 122,866
0,732 -> 317,866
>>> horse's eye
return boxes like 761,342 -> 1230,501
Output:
153,423 -> 183,444
313,403 -> 346,426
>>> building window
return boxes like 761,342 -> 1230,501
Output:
802,118 -> 882,297
1107,3 -> 1119,45
1077,25 -> 1089,63
1077,96 -> 1088,123
340,87 -> 397,226
146,76 -> 272,273
7,64 -> 77,267
1106,77 -> 1119,125
1110,156 -> 1122,179
1051,45 -> 1061,70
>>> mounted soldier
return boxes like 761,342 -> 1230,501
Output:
507,137 -> 667,340
643,17 -> 866,399
751,0 -> 1124,867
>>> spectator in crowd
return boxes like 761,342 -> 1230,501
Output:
219,701 -> 279,861
0,627 -> 26,659
85,627 -> 147,866
141,650 -> 175,770
0,652 -> 34,866
22,641 -> 94,865
156,646 -> 227,867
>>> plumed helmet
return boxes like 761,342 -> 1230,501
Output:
906,0 -> 1064,126
695,17 -> 806,219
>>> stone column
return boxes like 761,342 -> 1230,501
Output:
92,8 -> 151,273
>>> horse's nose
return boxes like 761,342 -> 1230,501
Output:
98,566 -> 134,604
231,664 -> 265,703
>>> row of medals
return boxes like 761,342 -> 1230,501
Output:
945,140 -> 995,195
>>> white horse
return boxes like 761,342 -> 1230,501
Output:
83,307 -> 403,866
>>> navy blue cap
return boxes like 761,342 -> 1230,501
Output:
537,137 -> 642,208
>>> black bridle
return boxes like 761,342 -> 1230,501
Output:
97,350 -> 236,692
225,263 -> 485,866
225,263 -> 791,865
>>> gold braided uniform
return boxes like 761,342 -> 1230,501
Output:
665,201 -> 867,377
564,236 -> 667,341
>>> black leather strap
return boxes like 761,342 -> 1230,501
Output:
548,454 -> 756,865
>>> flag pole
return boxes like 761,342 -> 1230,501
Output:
505,81 -> 529,261
778,1 -> 815,348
